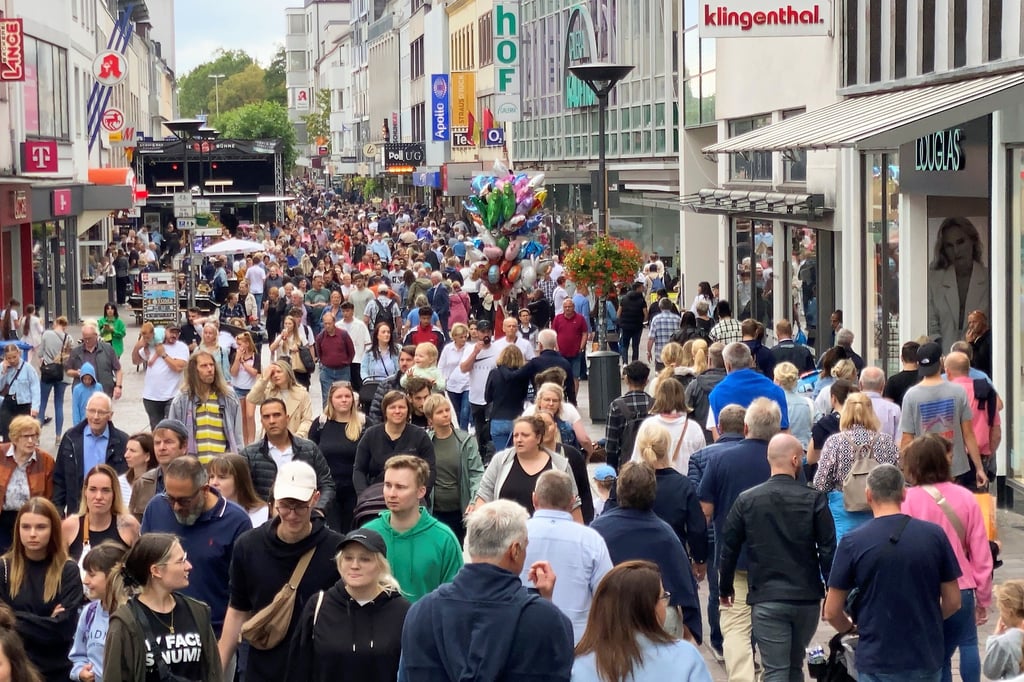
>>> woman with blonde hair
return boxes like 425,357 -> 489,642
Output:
685,338 -> 708,376
813,391 -> 899,539
248,359 -> 314,438
632,379 -> 706,475
0,497 -> 83,682
206,454 -> 270,527
194,322 -> 231,380
61,464 -> 140,561
814,357 -> 857,416
230,331 -> 261,443
523,382 -> 595,455
774,361 -> 816,451
309,381 -> 366,531
632,423 -> 708,567
0,417 -> 54,553
649,342 -> 694,396
269,314 -> 303,362
285,529 -> 410,682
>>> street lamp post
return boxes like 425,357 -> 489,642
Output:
208,74 -> 226,119
568,62 -> 633,422
164,118 -> 204,309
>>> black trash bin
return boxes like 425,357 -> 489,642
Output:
587,350 -> 621,422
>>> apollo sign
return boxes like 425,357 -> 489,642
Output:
698,1 -> 832,38
493,0 -> 522,122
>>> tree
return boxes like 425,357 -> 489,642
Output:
302,89 -> 332,153
217,101 -> 298,169
264,47 -> 287,106
177,49 -> 255,117
212,64 -> 267,113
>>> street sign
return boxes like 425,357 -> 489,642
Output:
174,206 -> 195,218
177,218 -> 196,231
194,199 -> 210,213
101,107 -> 125,132
196,228 -> 222,237
141,272 -> 178,325
363,143 -> 377,158
93,50 -> 127,86
173,192 -> 192,208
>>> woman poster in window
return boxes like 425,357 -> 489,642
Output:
927,216 -> 989,350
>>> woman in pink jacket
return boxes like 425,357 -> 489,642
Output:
901,434 -> 992,682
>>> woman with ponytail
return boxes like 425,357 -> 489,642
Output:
103,533 -> 222,682
0,498 -> 83,682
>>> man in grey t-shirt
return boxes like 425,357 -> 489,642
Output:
899,342 -> 987,489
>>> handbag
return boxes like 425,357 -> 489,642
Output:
359,380 -> 381,406
41,333 -> 68,383
0,363 -> 24,412
240,547 -> 316,650
297,345 -> 316,374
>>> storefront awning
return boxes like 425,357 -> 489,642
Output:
703,70 -> 1024,154
681,189 -> 831,221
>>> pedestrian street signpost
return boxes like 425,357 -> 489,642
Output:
141,271 -> 178,326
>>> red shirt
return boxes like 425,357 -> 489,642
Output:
551,312 -> 589,358
316,328 -> 356,369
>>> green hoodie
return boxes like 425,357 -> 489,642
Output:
364,506 -> 464,602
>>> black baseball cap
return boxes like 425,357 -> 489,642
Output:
476,319 -> 493,331
337,529 -> 387,557
917,342 -> 943,376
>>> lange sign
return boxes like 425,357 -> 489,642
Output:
493,0 -> 522,121
698,1 -> 832,37
0,18 -> 25,82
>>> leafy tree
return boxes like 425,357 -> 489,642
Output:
264,47 -> 287,106
177,49 -> 255,117
217,101 -> 298,169
212,64 -> 267,113
302,89 -> 332,152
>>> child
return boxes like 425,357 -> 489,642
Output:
72,362 -> 104,425
590,464 -> 616,518
401,341 -> 445,393
69,542 -> 127,682
986,580 -> 1024,680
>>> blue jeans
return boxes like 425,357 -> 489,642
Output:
252,293 -> 263,318
567,354 -> 583,379
490,419 -> 514,451
942,589 -> 979,682
861,671 -> 941,682
319,365 -> 352,408
707,537 -> 723,650
447,390 -> 471,431
38,380 -> 67,434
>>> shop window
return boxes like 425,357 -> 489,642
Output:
988,0 -> 1002,61
953,0 -> 967,67
921,0 -> 936,74
731,219 -> 774,331
863,152 -> 901,376
730,115 -> 771,182
23,37 -> 70,140
783,109 -> 807,183
868,0 -> 882,82
844,0 -> 858,85
894,0 -> 907,79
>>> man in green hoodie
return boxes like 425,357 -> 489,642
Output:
364,454 -> 463,602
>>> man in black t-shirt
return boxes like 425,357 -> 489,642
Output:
617,282 -> 647,364
883,340 -> 921,407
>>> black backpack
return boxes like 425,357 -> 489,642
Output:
611,398 -> 647,470
369,298 -> 398,333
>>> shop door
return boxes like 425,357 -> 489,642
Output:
785,225 -> 835,358
730,218 -> 775,332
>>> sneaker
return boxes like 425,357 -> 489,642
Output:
708,644 -> 724,662
42,417 -> 52,425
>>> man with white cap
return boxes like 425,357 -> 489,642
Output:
218,460 -> 344,681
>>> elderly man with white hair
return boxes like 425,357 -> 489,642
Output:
66,321 -> 123,400
399,500 -> 574,680
859,366 -> 902,440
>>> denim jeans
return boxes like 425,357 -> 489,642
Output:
38,380 -> 67,434
751,601 -> 820,682
619,326 -> 642,363
252,293 -> 263,319
447,390 -> 471,432
490,419 -> 514,451
861,670 -> 941,682
143,398 -> 172,431
319,365 -> 352,409
942,589 -> 979,682
706,537 -> 723,650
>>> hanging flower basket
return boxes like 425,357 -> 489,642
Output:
563,236 -> 644,298
195,213 -> 212,226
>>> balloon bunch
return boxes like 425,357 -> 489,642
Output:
462,160 -> 549,296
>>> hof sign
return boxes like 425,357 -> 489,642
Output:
431,74 -> 450,141
384,143 -> 425,168
493,0 -> 522,121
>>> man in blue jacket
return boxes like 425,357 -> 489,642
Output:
400,500 -> 573,681
426,272 -> 450,339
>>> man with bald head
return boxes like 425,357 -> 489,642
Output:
719,433 -> 836,682
944,350 -> 1002,483
859,366 -> 902,441
53,392 -> 129,516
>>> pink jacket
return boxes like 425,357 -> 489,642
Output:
902,482 -> 993,608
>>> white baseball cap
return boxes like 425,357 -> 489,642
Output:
273,461 -> 317,502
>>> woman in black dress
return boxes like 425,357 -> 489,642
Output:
61,465 -> 139,562
309,381 -> 366,531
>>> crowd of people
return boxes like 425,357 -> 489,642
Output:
0,183 -> 1011,682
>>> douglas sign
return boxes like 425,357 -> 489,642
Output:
698,1 -> 832,37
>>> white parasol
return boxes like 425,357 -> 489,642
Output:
201,238 -> 263,256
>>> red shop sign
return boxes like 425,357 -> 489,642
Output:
0,18 -> 25,82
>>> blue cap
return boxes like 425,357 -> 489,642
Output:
593,465 -> 617,482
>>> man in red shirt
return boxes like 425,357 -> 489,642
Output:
551,298 -> 590,395
315,312 -> 356,408
404,305 -> 445,351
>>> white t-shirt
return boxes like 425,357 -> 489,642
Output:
631,414 -> 706,475
463,343 -> 499,405
246,265 -> 266,294
141,341 -> 189,401
337,318 -> 371,363
439,342 -> 470,393
492,336 -> 536,361
268,443 -> 294,470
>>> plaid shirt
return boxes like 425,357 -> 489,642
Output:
649,312 -> 681,357
604,390 -> 654,468
538,277 -> 556,303
710,317 -> 743,344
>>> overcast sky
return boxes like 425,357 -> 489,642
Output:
174,0 -> 292,76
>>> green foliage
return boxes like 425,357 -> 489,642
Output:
264,47 -> 287,106
177,49 -> 255,117
302,89 -> 332,152
216,101 -> 298,169
212,64 -> 267,113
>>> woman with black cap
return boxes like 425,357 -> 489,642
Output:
285,528 -> 410,682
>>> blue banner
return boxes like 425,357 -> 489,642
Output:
431,74 -> 450,141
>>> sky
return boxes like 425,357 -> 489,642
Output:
174,0 -> 293,76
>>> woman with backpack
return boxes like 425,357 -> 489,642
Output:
812,391 -> 900,540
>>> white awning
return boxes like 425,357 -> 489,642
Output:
703,70 -> 1024,154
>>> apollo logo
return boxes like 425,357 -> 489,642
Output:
703,4 -> 824,30
432,76 -> 447,99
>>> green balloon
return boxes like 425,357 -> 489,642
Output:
497,236 -> 509,250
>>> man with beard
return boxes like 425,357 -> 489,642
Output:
140,455 -> 252,637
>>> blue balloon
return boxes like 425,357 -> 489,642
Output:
462,200 -> 480,214
488,264 -> 501,284
522,240 -> 544,258
473,238 -> 484,249
526,215 -> 544,231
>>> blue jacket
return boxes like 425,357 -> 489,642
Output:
427,283 -> 450,319
140,489 -> 252,631
399,563 -> 573,682
0,357 -> 39,411
69,600 -> 109,682
72,363 -> 102,425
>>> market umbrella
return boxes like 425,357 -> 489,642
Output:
201,238 -> 263,256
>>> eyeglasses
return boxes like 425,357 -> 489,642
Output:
86,409 -> 112,417
163,487 -> 204,507
276,501 -> 311,515
17,434 -> 39,442
659,591 -> 672,602
159,552 -> 189,567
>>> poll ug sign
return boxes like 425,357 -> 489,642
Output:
698,1 -> 832,37
493,0 -> 522,122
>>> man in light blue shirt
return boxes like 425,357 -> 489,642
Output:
521,470 -> 612,643
859,367 -> 902,441
81,393 -> 111,474
370,234 -> 392,264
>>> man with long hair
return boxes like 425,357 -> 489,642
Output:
167,351 -> 243,457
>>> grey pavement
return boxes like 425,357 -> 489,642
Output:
42,316 -> 1024,680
